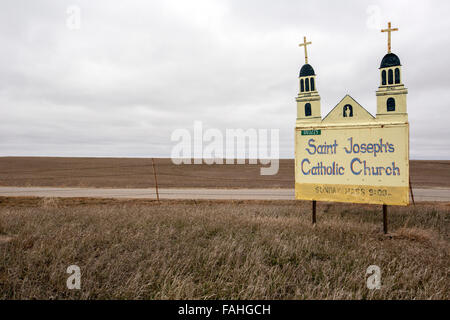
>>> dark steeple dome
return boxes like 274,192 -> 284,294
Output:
299,64 -> 315,77
380,53 -> 401,68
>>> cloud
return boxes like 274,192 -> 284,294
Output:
0,0 -> 449,159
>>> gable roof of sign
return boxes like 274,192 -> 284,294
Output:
322,94 -> 375,123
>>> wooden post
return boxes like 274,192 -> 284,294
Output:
409,178 -> 415,206
312,200 -> 317,225
151,158 -> 160,203
382,204 -> 388,234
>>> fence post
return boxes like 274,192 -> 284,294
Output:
409,178 -> 415,206
152,158 -> 160,203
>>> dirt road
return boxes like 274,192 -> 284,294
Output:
0,186 -> 448,202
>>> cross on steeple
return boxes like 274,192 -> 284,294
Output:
299,36 -> 312,64
381,22 -> 398,53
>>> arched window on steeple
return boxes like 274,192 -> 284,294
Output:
381,70 -> 386,85
395,68 -> 400,84
387,98 -> 395,112
300,79 -> 304,92
388,69 -> 393,84
305,78 -> 310,91
310,78 -> 315,91
305,103 -> 311,117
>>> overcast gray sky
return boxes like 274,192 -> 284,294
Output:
0,0 -> 449,159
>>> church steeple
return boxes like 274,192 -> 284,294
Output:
296,36 -> 321,123
376,22 -> 408,121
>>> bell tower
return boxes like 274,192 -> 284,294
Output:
296,36 -> 321,123
376,22 -> 408,121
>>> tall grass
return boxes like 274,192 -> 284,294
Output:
0,199 -> 448,299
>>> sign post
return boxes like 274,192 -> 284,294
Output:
312,200 -> 317,225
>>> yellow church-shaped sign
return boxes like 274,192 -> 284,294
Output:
295,23 -> 409,205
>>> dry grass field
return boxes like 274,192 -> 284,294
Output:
0,197 -> 448,299
0,157 -> 448,299
0,157 -> 449,189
